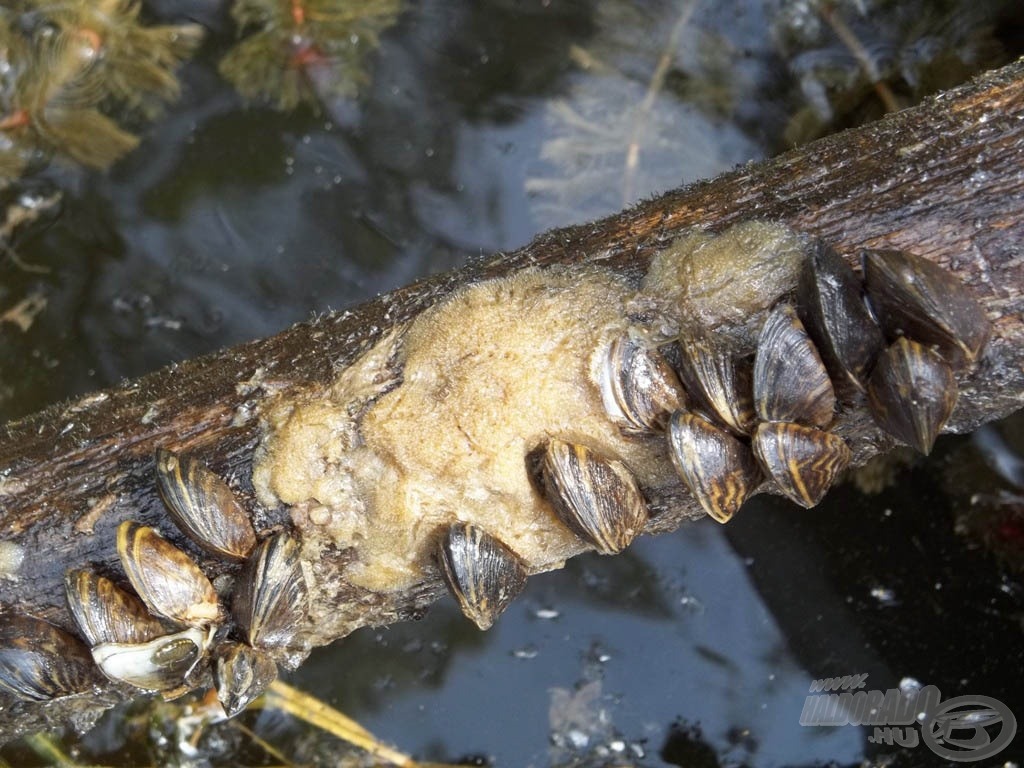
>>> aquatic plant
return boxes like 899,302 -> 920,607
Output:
220,0 -> 404,111
0,0 -> 202,181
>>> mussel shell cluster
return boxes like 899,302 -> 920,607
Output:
860,249 -> 990,454
435,236 -> 989,633
596,238 -> 989,524
0,449 -> 308,718
0,229 -> 992,705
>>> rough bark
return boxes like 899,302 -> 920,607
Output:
1,59 -> 1023,740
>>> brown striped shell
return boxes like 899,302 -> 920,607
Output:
65,569 -> 167,647
215,641 -> 278,718
667,411 -> 762,524
597,335 -> 686,433
675,325 -> 756,436
540,439 -> 648,555
155,448 -> 257,562
751,422 -> 851,509
437,521 -> 528,630
0,614 -> 97,701
867,338 -> 957,455
753,304 -> 836,428
232,532 -> 308,661
116,521 -> 220,628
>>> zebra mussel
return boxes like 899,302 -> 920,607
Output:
0,615 -> 97,702
117,521 -> 221,628
155,448 -> 257,562
437,521 -> 527,631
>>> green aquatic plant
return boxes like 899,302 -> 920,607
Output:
220,0 -> 404,111
0,0 -> 202,181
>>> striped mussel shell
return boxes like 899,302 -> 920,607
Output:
437,521 -> 528,631
596,334 -> 685,433
754,304 -> 836,428
861,248 -> 991,368
867,337 -> 957,455
155,448 -> 257,562
0,614 -> 97,701
232,532 -> 309,661
65,569 -> 167,647
92,627 -> 213,695
752,422 -> 851,509
667,411 -> 762,524
540,439 -> 648,555
796,240 -> 884,395
117,521 -> 220,628
675,325 -> 756,436
215,642 -> 278,718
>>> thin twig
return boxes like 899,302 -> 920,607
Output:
260,680 -> 417,767
231,720 -> 297,767
817,2 -> 900,113
21,732 -> 113,768
622,0 -> 699,205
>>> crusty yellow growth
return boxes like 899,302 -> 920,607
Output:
254,221 -> 810,603
642,221 -> 808,343
254,268 -> 673,594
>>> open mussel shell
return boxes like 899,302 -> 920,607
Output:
797,241 -> 884,395
232,532 -> 309,658
437,521 -> 527,631
753,304 -> 836,428
676,325 -> 756,435
597,335 -> 685,433
862,248 -> 991,368
92,627 -> 212,694
667,411 -> 761,524
117,521 -> 220,628
867,337 -> 957,455
540,439 -> 648,554
752,422 -> 851,509
215,642 -> 277,718
0,614 -> 97,701
155,448 -> 257,562
65,569 -> 167,647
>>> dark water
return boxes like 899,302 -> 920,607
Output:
1,0 -> 1023,765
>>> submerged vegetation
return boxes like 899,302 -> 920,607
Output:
0,0 -> 404,186
219,0 -> 404,111
0,0 -> 202,179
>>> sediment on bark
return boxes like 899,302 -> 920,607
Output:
1,60 -> 1023,740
